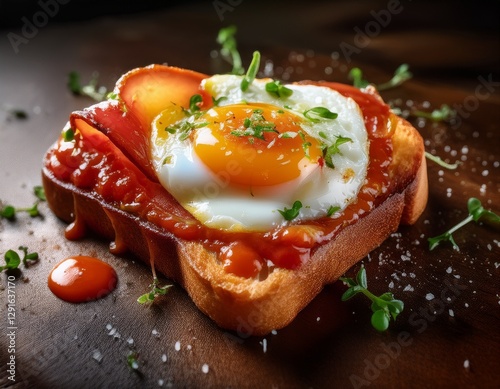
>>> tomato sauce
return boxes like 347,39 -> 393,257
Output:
48,256 -> 118,303
46,83 -> 392,278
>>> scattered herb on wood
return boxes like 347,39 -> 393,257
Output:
428,197 -> 500,250
340,267 -> 404,331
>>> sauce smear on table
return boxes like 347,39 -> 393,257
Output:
48,256 -> 117,303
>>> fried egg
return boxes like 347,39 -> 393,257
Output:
150,75 -> 369,231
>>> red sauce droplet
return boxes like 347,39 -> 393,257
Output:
48,256 -> 117,303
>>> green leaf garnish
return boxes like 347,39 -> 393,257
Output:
424,151 -> 459,170
0,250 -> 21,272
428,197 -> 500,250
216,25 -> 244,75
230,109 -> 278,141
63,128 -> 75,142
0,246 -> 39,272
212,96 -> 227,106
34,186 -> 46,201
68,71 -> 107,102
376,64 -> 413,91
1,185 -> 45,220
0,205 -> 16,220
327,205 -> 341,217
18,246 -> 39,267
348,68 -> 369,88
322,136 -> 352,169
303,107 -> 338,123
298,131 -> 312,158
137,277 -> 172,304
265,80 -> 293,98
165,120 -> 209,141
340,267 -> 404,331
278,200 -> 302,221
189,94 -> 203,113
240,51 -> 261,92
413,104 -> 456,122
349,64 -> 412,91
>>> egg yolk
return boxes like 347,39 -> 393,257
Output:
192,103 -> 322,186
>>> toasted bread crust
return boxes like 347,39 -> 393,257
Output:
42,111 -> 426,335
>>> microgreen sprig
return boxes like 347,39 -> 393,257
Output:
137,277 -> 172,304
348,68 -> 369,89
0,186 -> 46,220
424,151 -> 459,170
68,71 -> 107,102
278,200 -> 302,221
265,80 -> 293,98
241,51 -> 261,92
216,25 -> 244,75
322,136 -> 353,169
349,64 -> 412,91
340,267 -> 404,331
327,205 -> 341,217
186,94 -> 203,115
428,197 -> 500,250
412,104 -> 456,122
0,246 -> 39,272
304,107 -> 338,123
377,64 -> 413,91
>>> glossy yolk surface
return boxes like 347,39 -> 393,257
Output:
192,103 -> 322,186
48,256 -> 118,303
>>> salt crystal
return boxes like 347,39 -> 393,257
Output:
92,349 -> 103,363
127,337 -> 134,345
425,293 -> 435,301
161,354 -> 167,363
261,338 -> 268,353
202,364 -> 209,374
271,330 -> 278,335
403,284 -> 414,292
152,329 -> 160,337
465,303 -> 469,308
464,359 -> 470,369
482,170 -> 489,177
106,323 -> 112,330
175,341 -> 181,351
388,281 -> 394,289
449,309 -> 455,317
158,379 -> 165,386
446,267 -> 452,274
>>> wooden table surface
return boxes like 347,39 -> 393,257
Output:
1,1 -> 499,388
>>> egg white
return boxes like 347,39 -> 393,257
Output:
150,75 -> 369,232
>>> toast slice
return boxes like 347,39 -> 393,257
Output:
42,65 -> 427,336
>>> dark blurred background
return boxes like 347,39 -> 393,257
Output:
1,0 -> 498,83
